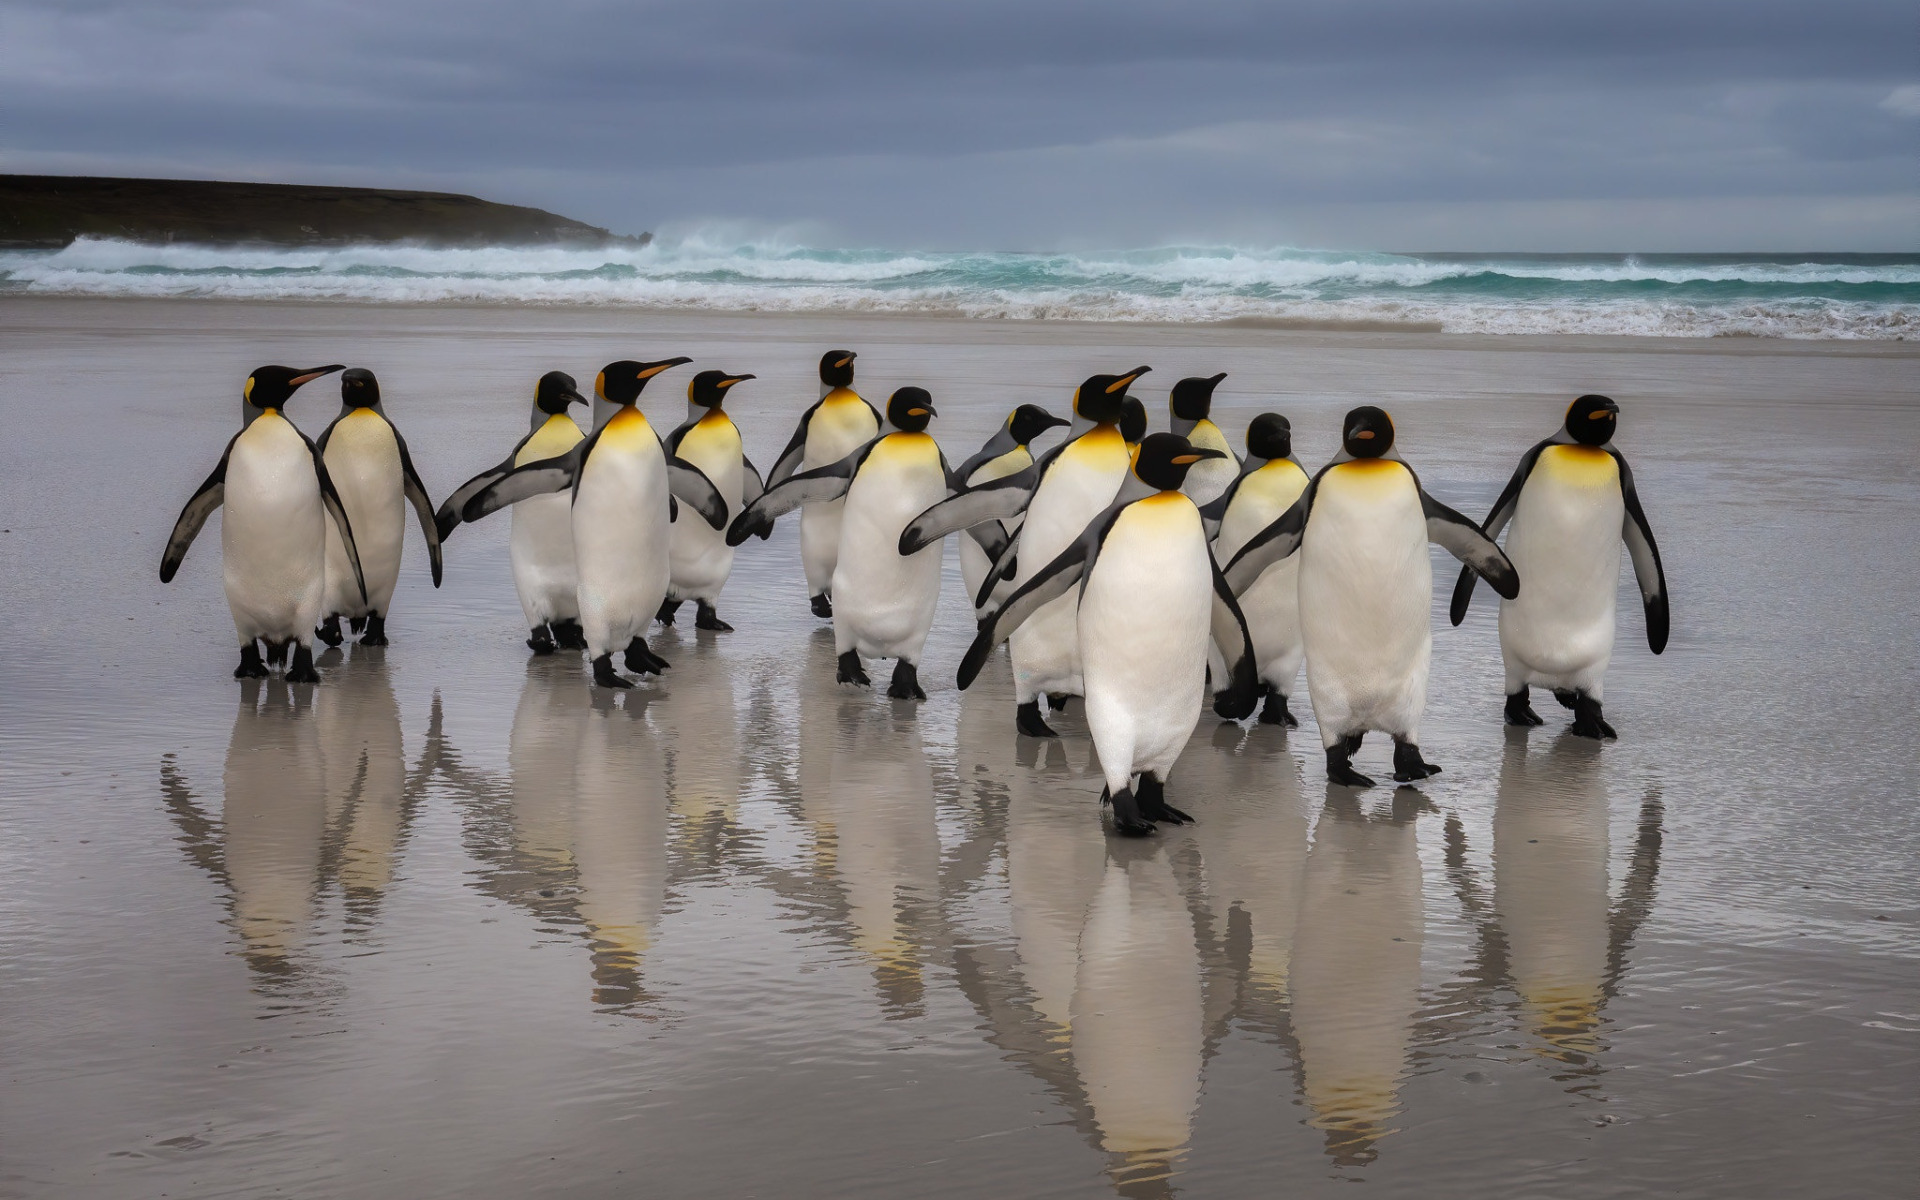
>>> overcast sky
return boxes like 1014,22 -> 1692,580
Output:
2,0 -> 1914,250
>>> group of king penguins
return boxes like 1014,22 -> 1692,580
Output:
162,351 -> 1668,838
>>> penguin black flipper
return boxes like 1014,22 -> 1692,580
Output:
1612,449 -> 1669,654
390,423 -> 444,587
305,431 -> 369,606
899,464 -> 1042,555
159,433 -> 237,582
765,402 -> 826,487
726,440 -> 878,545
741,455 -> 765,505
666,455 -> 729,531
1450,436 -> 1555,625
935,449 -> 1013,563
1208,556 -> 1262,719
956,507 -> 1122,690
1419,484 -> 1519,600
974,530 -> 1022,610
435,427 -> 538,540
1221,473 -> 1321,596
460,441 -> 586,524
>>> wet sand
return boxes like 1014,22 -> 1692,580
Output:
2,296 -> 1917,1198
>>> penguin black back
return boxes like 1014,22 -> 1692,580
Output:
1342,406 -> 1395,459
1246,413 -> 1293,461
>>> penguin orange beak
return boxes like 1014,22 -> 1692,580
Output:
1171,448 -> 1227,464
637,357 -> 694,379
1107,366 -> 1151,394
719,374 -> 756,388
290,365 -> 346,388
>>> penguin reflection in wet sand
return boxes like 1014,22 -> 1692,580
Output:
960,434 -> 1261,835
764,350 -> 881,618
313,369 -> 442,647
1223,407 -> 1520,786
952,404 -> 1071,615
435,371 -> 592,655
1167,373 -> 1240,506
460,359 -> 729,688
656,369 -> 763,632
730,388 -> 963,700
1451,395 -> 1668,739
161,364 -> 366,683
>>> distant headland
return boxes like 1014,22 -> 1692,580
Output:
0,174 -> 649,250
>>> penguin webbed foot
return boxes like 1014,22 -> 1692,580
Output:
810,593 -> 833,619
1136,774 -> 1194,825
234,642 -> 269,679
695,602 -> 733,633
624,639 -> 670,676
1391,739 -> 1442,782
285,645 -> 321,685
887,660 -> 926,701
591,654 -> 634,689
836,650 -> 871,688
656,598 -> 682,626
1326,735 -> 1374,788
1505,689 -> 1545,726
1568,692 -> 1617,740
551,619 -> 588,650
1046,692 -> 1071,713
1259,689 -> 1298,727
358,613 -> 387,647
1107,786 -> 1157,837
1552,688 -> 1579,711
348,616 -> 367,635
1016,700 -> 1058,738
527,625 -> 557,655
316,616 -> 344,647
264,640 -> 290,667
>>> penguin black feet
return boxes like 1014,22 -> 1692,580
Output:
1326,734 -> 1375,788
527,625 -> 557,655
1136,773 -> 1194,825
285,644 -> 321,684
264,640 -> 290,668
1104,785 -> 1157,838
1016,700 -> 1058,738
235,642 -> 269,679
1552,688 -> 1579,711
656,598 -> 683,625
551,619 -> 588,650
1505,688 -> 1545,726
624,638 -> 670,676
359,613 -> 388,647
316,616 -> 344,647
887,659 -> 927,701
1259,689 -> 1298,727
1568,691 -> 1618,740
1047,692 -> 1071,712
591,653 -> 634,689
695,602 -> 733,632
810,593 -> 833,619
1392,738 -> 1442,782
836,650 -> 871,688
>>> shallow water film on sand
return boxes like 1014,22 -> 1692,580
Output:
2,300 -> 1917,1198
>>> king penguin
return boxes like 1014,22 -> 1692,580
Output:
161,364 -> 365,683
460,358 -> 728,688
901,367 -> 1151,736
958,433 -> 1260,834
1222,406 -> 1520,786
436,371 -> 592,654
763,350 -> 881,618
1451,395 -> 1668,738
951,404 -> 1071,615
313,368 -> 442,647
1167,373 -> 1240,506
730,388 -> 954,700
657,369 -> 763,632
1203,413 -> 1311,726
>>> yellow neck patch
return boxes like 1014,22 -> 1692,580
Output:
1539,444 -> 1619,487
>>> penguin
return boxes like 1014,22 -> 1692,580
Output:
312,368 -> 442,648
1167,373 -> 1240,506
1118,395 -> 1149,449
902,367 -> 1151,737
951,404 -> 1071,615
958,433 -> 1261,835
460,358 -> 728,689
435,371 -> 592,655
1222,406 -> 1520,786
1201,414 -> 1311,726
729,388 -> 958,701
763,350 -> 881,618
655,369 -> 763,632
1450,395 -> 1668,739
161,364 -> 365,683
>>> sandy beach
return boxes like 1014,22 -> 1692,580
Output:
2,295 -> 1916,1198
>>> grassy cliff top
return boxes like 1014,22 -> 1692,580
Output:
0,174 -> 647,249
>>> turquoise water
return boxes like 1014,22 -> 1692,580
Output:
3,237 -> 1915,337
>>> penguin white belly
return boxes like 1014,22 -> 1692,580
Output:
1179,419 -> 1238,507
321,411 -> 405,618
1008,428 -> 1131,703
800,391 -> 878,596
832,434 -> 948,661
572,411 -> 671,658
1081,496 -> 1213,790
1299,461 -> 1432,746
668,416 -> 744,603
221,415 -> 328,644
509,414 -> 586,628
960,448 -> 1031,612
1215,462 -> 1311,695
1499,446 -> 1625,696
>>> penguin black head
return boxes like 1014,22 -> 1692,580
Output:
1073,366 -> 1150,425
1246,412 -> 1293,462
1565,394 -> 1619,446
245,364 -> 344,410
689,370 -> 755,409
886,387 -> 937,433
1170,373 -> 1228,423
534,370 -> 588,415
1342,406 -> 1395,459
1007,404 -> 1069,446
819,350 -> 857,388
597,357 -> 693,405
1134,432 -> 1226,491
340,367 -> 380,408
1119,396 -> 1148,445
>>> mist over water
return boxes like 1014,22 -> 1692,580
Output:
4,234 -> 1915,338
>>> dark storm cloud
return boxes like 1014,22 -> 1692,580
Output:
2,0 -> 1913,247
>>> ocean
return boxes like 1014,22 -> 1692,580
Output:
3,234 -> 1914,339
